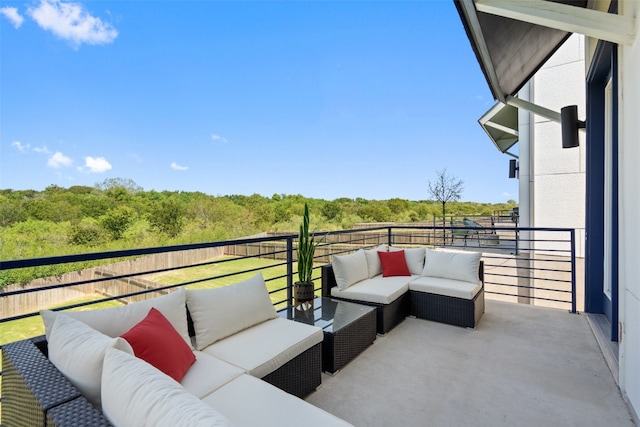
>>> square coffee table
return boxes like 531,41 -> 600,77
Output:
280,297 -> 376,374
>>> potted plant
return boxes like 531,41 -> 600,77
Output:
294,203 -> 319,303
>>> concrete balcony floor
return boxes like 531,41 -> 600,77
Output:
306,300 -> 634,426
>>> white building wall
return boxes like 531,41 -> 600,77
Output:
520,34 -> 586,257
618,0 -> 640,417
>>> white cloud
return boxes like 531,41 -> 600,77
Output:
211,134 -> 229,144
1,7 -> 24,28
33,145 -> 51,154
171,162 -> 189,171
11,141 -> 30,152
27,0 -> 118,47
47,151 -> 73,168
81,156 -> 112,173
12,141 -> 52,154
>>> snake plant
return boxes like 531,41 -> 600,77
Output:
297,203 -> 318,284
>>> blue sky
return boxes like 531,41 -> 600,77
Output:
0,0 -> 517,203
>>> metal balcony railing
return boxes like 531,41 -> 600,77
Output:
0,225 -> 577,334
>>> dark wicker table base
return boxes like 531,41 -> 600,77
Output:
322,305 -> 377,374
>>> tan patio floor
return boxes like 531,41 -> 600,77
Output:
306,300 -> 635,427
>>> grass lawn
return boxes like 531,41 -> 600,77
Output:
0,257 -> 308,346
0,296 -> 123,346
150,256 -> 316,309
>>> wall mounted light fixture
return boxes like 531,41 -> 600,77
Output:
561,105 -> 586,148
509,159 -> 519,179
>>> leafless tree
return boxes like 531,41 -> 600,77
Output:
428,169 -> 464,226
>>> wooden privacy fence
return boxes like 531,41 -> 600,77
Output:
1,247 -> 224,318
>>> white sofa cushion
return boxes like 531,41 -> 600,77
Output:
47,313 -> 132,410
181,351 -> 245,399
409,276 -> 482,300
41,287 -> 190,348
202,374 -> 353,427
332,249 -> 368,290
102,348 -> 233,427
202,317 -> 323,379
389,246 -> 426,275
421,249 -> 481,284
363,244 -> 387,278
330,275 -> 417,305
186,273 -> 278,350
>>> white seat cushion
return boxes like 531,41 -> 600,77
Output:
102,348 -> 233,427
181,351 -> 245,399
202,317 -> 323,379
330,275 -> 417,305
202,374 -> 353,427
409,276 -> 482,300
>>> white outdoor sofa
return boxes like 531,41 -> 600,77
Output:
322,246 -> 485,333
1,274 -> 352,427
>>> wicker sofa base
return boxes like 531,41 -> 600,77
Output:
410,285 -> 485,329
2,337 -> 322,426
1,337 -> 111,427
321,264 -> 410,335
261,342 -> 322,398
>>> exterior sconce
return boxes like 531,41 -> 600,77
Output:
561,105 -> 586,148
509,159 -> 519,179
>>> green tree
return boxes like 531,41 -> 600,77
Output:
321,201 -> 342,221
100,206 -> 136,240
387,198 -> 410,215
69,219 -> 107,246
96,177 -> 143,194
148,198 -> 185,237
358,201 -> 392,222
0,195 -> 24,227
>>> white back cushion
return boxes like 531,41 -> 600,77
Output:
421,249 -> 481,283
332,249 -> 368,290
102,348 -> 233,427
389,246 -> 425,275
47,313 -> 133,410
363,244 -> 387,278
41,287 -> 190,347
185,273 -> 278,350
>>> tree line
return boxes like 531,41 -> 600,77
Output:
0,178 -> 516,286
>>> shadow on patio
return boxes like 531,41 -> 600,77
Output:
306,300 -> 634,427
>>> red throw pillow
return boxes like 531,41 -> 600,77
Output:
378,250 -> 411,277
121,307 -> 195,382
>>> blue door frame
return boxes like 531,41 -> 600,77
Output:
585,39 -> 619,342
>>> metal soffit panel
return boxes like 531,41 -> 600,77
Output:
453,0 -> 588,102
478,101 -> 519,153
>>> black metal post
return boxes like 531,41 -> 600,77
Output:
287,236 -> 293,307
570,229 -> 577,313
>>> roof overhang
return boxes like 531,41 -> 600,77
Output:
478,102 -> 518,155
454,0 -> 636,102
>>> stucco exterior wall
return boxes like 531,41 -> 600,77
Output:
618,0 -> 640,417
523,34 -> 586,258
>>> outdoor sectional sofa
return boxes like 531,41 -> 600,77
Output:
322,246 -> 485,333
1,274 -> 352,427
